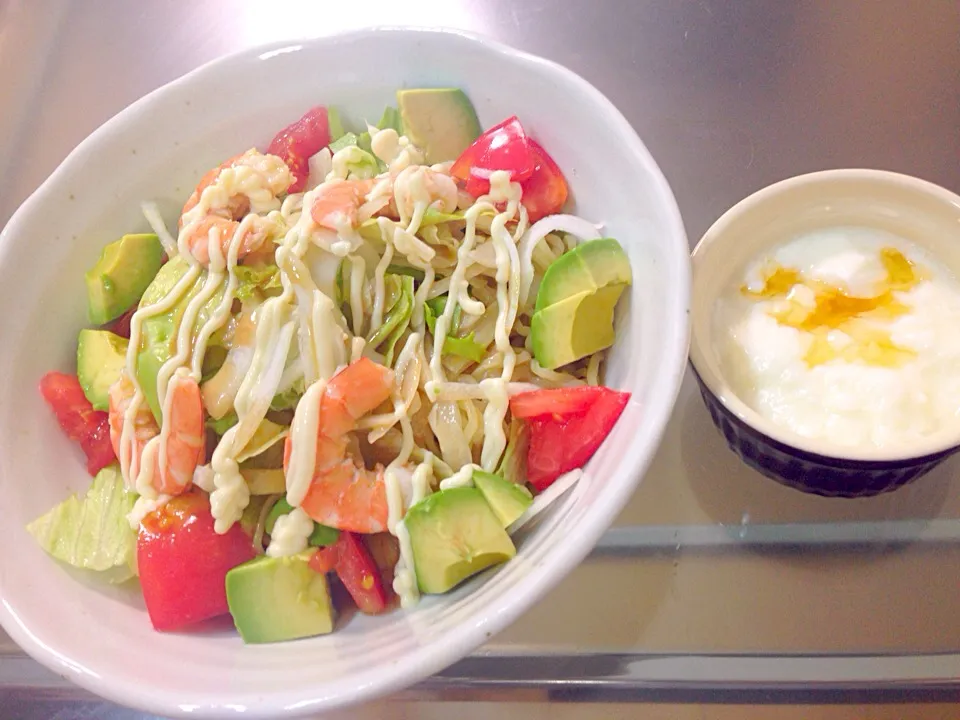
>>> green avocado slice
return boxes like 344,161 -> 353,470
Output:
396,88 -> 481,164
472,471 -> 533,528
405,486 -> 516,595
530,283 -> 627,370
534,238 -> 632,312
135,256 -> 225,423
77,329 -> 128,411
226,554 -> 336,644
85,233 -> 164,325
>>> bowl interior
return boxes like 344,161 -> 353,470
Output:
690,169 -> 960,461
0,29 -> 689,717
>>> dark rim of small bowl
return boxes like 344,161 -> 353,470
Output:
690,364 -> 960,469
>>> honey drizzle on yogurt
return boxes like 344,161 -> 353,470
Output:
742,247 -> 924,368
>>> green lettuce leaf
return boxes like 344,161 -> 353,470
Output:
329,132 -> 358,154
386,263 -> 426,282
424,295 -> 484,362
377,106 -> 402,133
421,208 -> 465,226
234,263 -> 281,302
327,107 -> 346,141
271,378 -> 304,411
368,274 -> 414,366
443,333 -> 486,363
27,465 -> 137,582
206,411 -> 239,436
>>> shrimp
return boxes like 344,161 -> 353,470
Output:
180,214 -> 274,266
108,371 -> 159,484
393,166 -> 458,222
179,149 -> 293,266
283,357 -> 396,533
155,369 -> 207,494
310,178 -> 374,231
108,369 -> 206,496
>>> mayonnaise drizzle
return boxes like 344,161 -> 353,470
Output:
266,507 -> 314,557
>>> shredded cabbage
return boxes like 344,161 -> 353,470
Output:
424,296 -> 486,363
27,465 -> 137,582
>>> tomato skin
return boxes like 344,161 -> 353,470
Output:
452,118 -> 569,220
520,139 -> 569,222
509,386 -> 605,420
266,106 -> 330,193
522,387 -> 631,491
308,545 -> 339,575
451,116 -> 538,195
308,532 -> 389,615
137,493 -> 255,632
39,372 -> 116,475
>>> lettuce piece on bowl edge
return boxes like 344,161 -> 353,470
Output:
27,464 -> 138,583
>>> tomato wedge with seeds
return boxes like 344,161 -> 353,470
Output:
451,115 -> 538,195
520,139 -> 570,222
138,492 -> 255,632
39,372 -> 116,475
308,531 -> 389,615
266,106 -> 330,193
519,386 -> 631,491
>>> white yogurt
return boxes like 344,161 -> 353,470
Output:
715,227 -> 960,450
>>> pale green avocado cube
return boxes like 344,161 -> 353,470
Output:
472,470 -> 532,528
530,283 -> 627,370
534,238 -> 632,312
397,88 -> 481,164
136,256 -> 225,423
405,487 -> 516,595
77,329 -> 129,411
226,554 -> 336,644
85,233 -> 164,325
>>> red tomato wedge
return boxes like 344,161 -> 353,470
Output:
266,106 -> 330,193
509,386 -> 605,420
39,372 -> 116,475
137,492 -> 255,632
309,532 -> 389,615
518,387 -> 631,491
451,115 -> 538,195
520,139 -> 570,222
308,545 -> 340,575
452,117 -> 569,220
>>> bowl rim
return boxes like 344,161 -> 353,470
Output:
689,167 -> 960,464
0,25 -> 691,718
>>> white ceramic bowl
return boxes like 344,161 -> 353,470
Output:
690,169 -> 960,497
0,28 -> 689,718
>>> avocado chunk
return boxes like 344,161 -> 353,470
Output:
396,88 -> 481,164
76,329 -> 129,411
530,238 -> 632,369
405,487 -> 516,595
265,499 -> 339,547
534,238 -> 631,312
531,283 -> 627,370
136,256 -> 225,422
473,471 -> 533,528
226,554 -> 336,644
85,233 -> 164,325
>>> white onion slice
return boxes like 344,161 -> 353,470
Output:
507,468 -> 583,535
140,201 -> 178,256
518,215 -> 602,307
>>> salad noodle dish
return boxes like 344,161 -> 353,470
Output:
31,88 -> 634,643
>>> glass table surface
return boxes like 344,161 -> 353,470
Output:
2,0 -> 959,712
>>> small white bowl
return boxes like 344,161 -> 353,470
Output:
690,169 -> 960,497
0,28 -> 689,718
